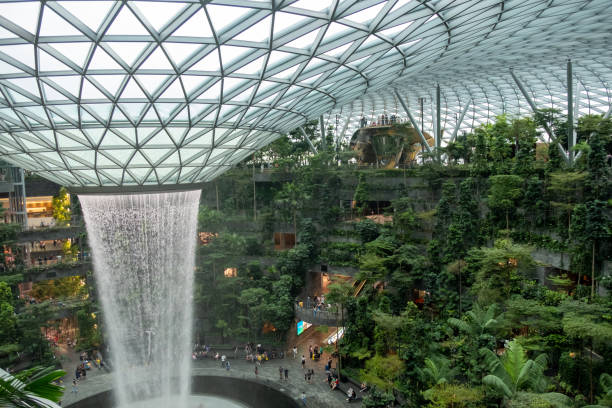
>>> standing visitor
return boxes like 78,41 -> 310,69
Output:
221,354 -> 226,367
301,391 -> 306,406
284,368 -> 288,381
71,379 -> 78,394
279,366 -> 283,380
301,355 -> 306,369
254,365 -> 258,377
292,346 -> 297,359
226,361 -> 230,371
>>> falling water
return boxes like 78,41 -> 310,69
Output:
79,190 -> 200,407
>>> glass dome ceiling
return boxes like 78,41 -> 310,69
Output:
0,0 -> 610,188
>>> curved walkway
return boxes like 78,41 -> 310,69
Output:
61,353 -> 359,407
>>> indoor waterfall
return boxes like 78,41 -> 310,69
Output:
79,190 -> 200,407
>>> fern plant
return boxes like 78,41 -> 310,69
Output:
480,340 -> 571,407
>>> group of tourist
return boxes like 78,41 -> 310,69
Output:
359,114 -> 400,128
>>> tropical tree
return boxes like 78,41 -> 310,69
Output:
0,366 -> 65,408
480,340 -> 569,406
51,187 -> 71,226
488,175 -> 523,230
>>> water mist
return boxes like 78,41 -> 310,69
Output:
80,190 -> 200,407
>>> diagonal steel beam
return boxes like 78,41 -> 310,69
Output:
319,115 -> 327,151
567,59 -> 574,164
394,90 -> 432,154
510,69 -> 570,164
299,126 -> 318,154
336,110 -> 352,154
436,83 -> 441,153
449,99 -> 472,144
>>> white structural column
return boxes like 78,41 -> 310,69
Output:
510,69 -> 570,164
394,90 -> 433,154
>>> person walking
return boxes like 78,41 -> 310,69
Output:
71,379 -> 78,394
284,368 -> 288,381
225,361 -> 230,371
301,391 -> 306,406
254,365 -> 258,378
279,366 -> 283,380
292,346 -> 297,359
301,355 -> 306,369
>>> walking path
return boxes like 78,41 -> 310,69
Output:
59,347 -> 361,407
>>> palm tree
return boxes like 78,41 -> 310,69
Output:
480,340 -> 569,406
0,366 -> 65,408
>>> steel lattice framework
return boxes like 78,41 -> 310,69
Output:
0,0 -> 611,188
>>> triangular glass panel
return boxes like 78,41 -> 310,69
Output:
291,0 -> 329,12
159,150 -> 180,166
129,167 -> 151,184
141,148 -> 166,162
96,151 -> 120,167
129,150 -> 150,166
154,103 -> 179,121
379,21 -> 413,39
142,129 -> 174,146
0,60 -> 22,74
120,78 -> 147,99
206,4 -> 251,34
196,81 -> 221,101
235,56 -> 266,75
48,42 -> 92,68
88,47 -> 123,70
84,128 -> 106,144
158,78 -> 184,99
8,88 -> 35,103
219,45 -> 248,69
284,28 -> 319,50
90,75 -> 126,96
131,1 -> 185,32
0,44 -> 35,69
138,46 -> 173,70
154,166 -> 176,182
46,75 -> 81,98
99,130 -> 133,149
54,104 -> 79,120
119,103 -> 147,121
81,79 -> 108,100
105,5 -> 149,36
164,42 -> 201,66
343,3 -> 385,24
231,85 -> 255,102
105,42 -> 150,67
180,75 -> 210,96
171,8 -> 213,37
56,133 -> 83,148
233,15 -> 271,42
271,64 -> 299,79
40,6 -> 82,36
0,2 -> 40,34
8,77 -> 40,97
135,74 -> 169,95
59,1 -> 115,33
38,49 -> 73,72
83,103 -> 113,121
188,51 -> 220,72
273,11 -> 311,36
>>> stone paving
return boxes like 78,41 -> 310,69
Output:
59,346 -> 362,407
